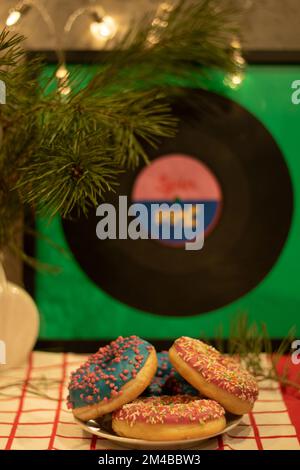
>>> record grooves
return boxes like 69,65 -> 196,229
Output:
62,89 -> 293,316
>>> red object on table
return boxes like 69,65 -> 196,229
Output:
277,355 -> 300,440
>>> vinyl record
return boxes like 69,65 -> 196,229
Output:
62,89 -> 293,316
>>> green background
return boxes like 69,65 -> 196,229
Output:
36,65 -> 300,340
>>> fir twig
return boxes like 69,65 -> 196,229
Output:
213,314 -> 300,395
0,1 -> 242,257
0,376 -> 61,402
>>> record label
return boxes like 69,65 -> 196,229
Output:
131,154 -> 222,244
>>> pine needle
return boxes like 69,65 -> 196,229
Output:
0,1 -> 242,258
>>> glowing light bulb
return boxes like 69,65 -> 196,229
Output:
56,63 -> 70,95
231,74 -> 243,85
231,38 -> 241,50
59,86 -> 71,96
159,2 -> 174,13
56,64 -> 69,79
146,31 -> 160,46
6,10 -> 21,26
234,54 -> 245,66
224,72 -> 244,89
90,16 -> 117,40
152,18 -> 168,28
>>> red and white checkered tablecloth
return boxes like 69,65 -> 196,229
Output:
0,352 -> 299,450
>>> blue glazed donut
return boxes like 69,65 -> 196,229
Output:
67,336 -> 157,420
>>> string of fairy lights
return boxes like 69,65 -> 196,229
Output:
4,1 -> 246,93
4,0 -> 119,94
5,0 -> 118,42
226,37 -> 246,89
145,2 -> 246,90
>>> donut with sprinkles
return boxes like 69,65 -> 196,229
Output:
112,395 -> 226,440
169,337 -> 259,415
145,351 -> 198,396
67,336 -> 157,421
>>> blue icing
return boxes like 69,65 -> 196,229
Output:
145,352 -> 172,396
145,351 -> 198,396
68,336 -> 153,409
164,371 -> 198,396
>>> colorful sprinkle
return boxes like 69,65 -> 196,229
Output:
113,395 -> 225,425
174,337 -> 258,403
67,336 -> 154,409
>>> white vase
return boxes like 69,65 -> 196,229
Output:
0,261 -> 39,371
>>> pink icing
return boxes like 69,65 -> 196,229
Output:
113,395 -> 225,425
174,337 -> 258,403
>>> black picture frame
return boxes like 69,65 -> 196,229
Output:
23,49 -> 298,352
26,49 -> 300,65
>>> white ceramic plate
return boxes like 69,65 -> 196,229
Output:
75,413 -> 243,450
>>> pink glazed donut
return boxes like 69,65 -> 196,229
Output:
112,395 -> 226,441
169,337 -> 258,415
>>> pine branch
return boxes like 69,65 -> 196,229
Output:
78,1 -> 240,102
0,1 -> 243,254
16,131 -> 121,219
0,29 -> 24,70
